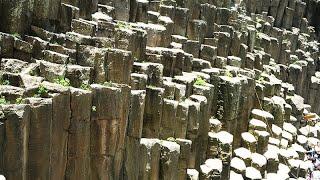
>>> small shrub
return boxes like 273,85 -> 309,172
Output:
0,96 -> 7,105
115,21 -> 132,29
80,83 -> 91,90
35,84 -> 49,98
147,85 -> 157,88
225,71 -> 233,78
54,76 -> 70,87
29,71 -> 36,76
1,80 -> 10,85
12,32 -> 21,39
15,97 -> 23,104
194,76 -> 206,86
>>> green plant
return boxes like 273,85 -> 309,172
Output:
15,97 -> 23,104
257,76 -> 264,81
12,32 -> 21,39
29,70 -> 36,76
1,80 -> 10,85
115,21 -> 132,29
54,76 -> 70,87
104,81 -> 114,87
225,71 -> 233,78
0,96 -> 7,105
147,85 -> 157,88
35,84 -> 49,97
80,83 -> 91,90
194,76 -> 206,86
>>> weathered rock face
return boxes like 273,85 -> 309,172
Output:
0,105 -> 30,180
65,88 -> 92,179
1,0 -> 320,179
0,1 -> 32,34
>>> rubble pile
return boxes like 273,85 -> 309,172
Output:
0,0 -> 320,179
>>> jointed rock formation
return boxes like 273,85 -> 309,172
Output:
0,0 -> 320,179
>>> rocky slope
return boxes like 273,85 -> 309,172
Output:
0,0 -> 320,179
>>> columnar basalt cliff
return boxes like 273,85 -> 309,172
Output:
0,0 -> 320,179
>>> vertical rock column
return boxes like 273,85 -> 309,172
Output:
0,120 -> 3,175
0,0 -> 32,34
184,99 -> 200,169
159,140 -> 181,180
49,84 -> 71,180
78,0 -> 98,19
139,138 -> 161,180
90,84 -> 129,180
176,139 -> 192,180
201,68 -> 221,116
235,76 -> 255,148
129,0 -> 148,23
275,0 -> 289,27
142,86 -> 164,138
160,99 -> 178,139
175,101 -> 189,139
173,7 -> 189,36
27,98 -> 53,180
200,3 -> 216,38
114,84 -> 131,180
124,90 -> 146,180
32,0 -> 51,29
282,7 -> 294,29
65,88 -> 92,180
207,131 -> 233,179
193,83 -> 215,119
105,49 -> 133,84
0,32 -> 14,58
190,95 -> 209,168
217,76 -> 241,136
59,3 -> 80,33
293,1 -> 306,28
0,105 -> 30,180
269,0 -> 279,18
62,0 -> 98,19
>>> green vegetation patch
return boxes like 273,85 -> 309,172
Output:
54,76 -> 71,87
35,84 -> 49,98
194,76 -> 206,86
80,83 -> 91,90
0,96 -> 7,105
1,79 -> 10,85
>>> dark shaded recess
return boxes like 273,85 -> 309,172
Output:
310,2 -> 320,39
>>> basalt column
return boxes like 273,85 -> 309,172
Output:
65,88 -> 92,180
90,83 -> 130,180
0,105 -> 30,180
